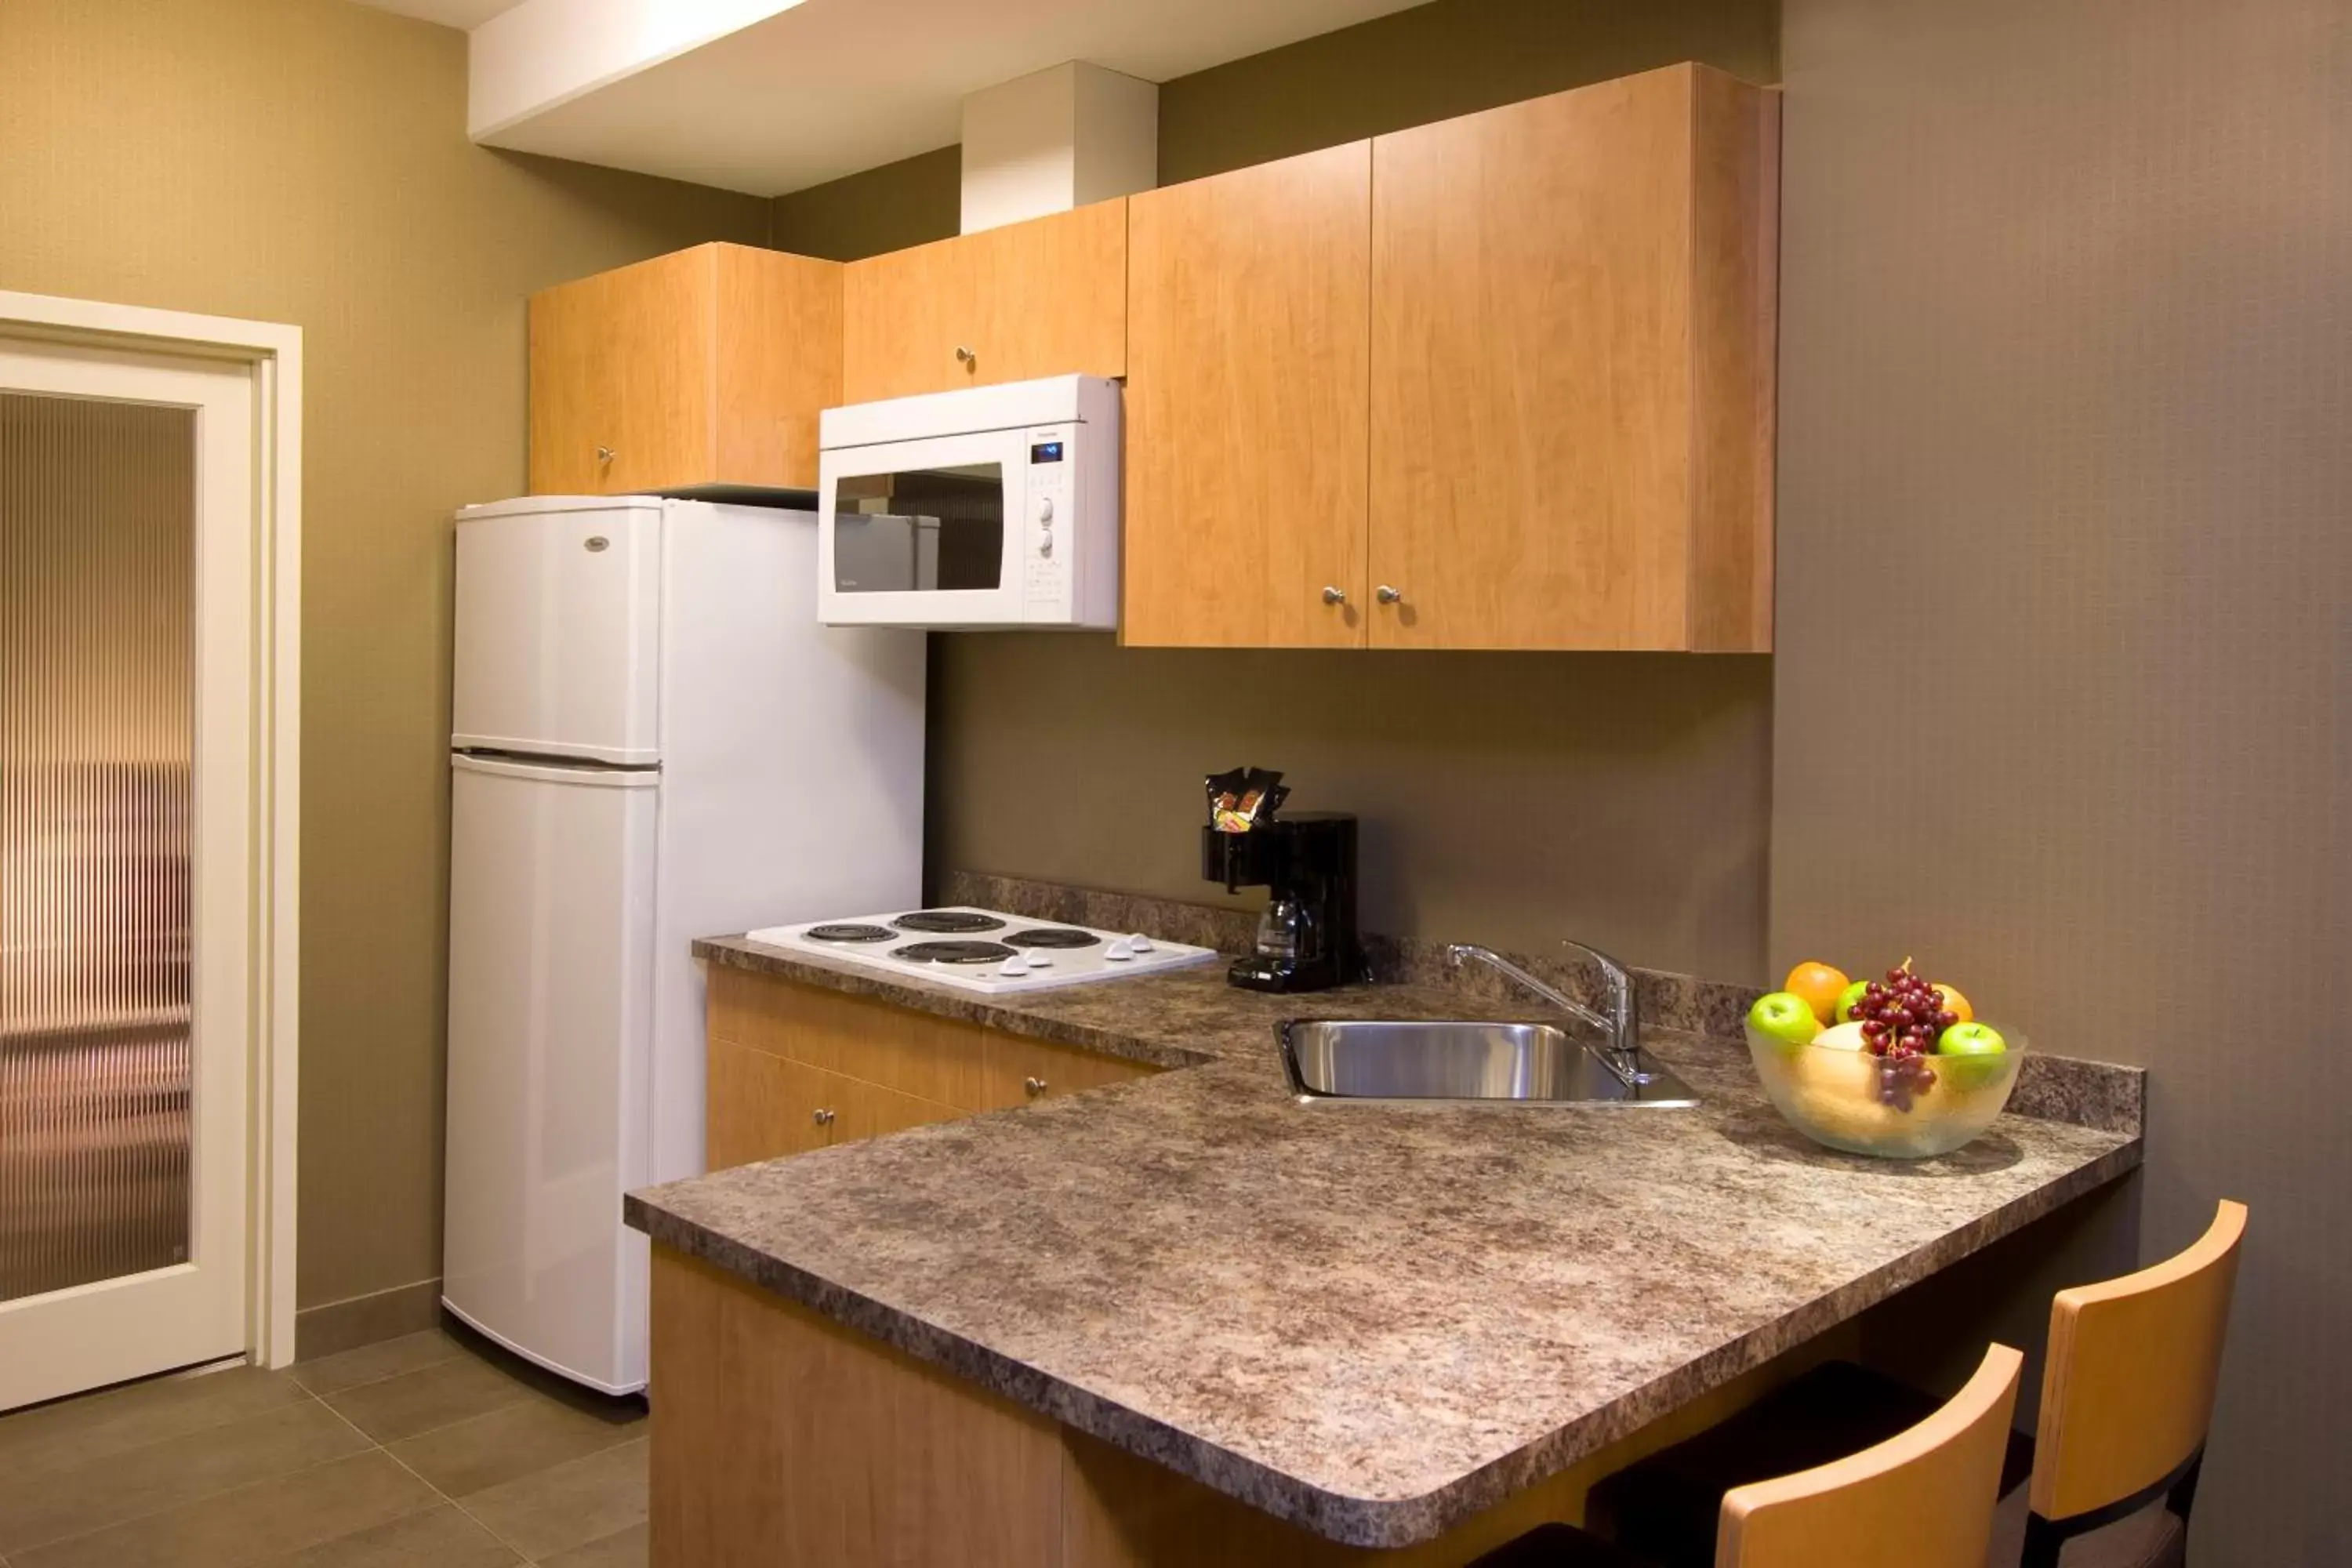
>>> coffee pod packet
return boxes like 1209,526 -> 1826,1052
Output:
1207,766 -> 1286,833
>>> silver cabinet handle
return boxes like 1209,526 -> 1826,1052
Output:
812,1108 -> 836,1127
595,445 -> 615,464
1023,1076 -> 1048,1097
954,345 -> 975,365
1376,584 -> 1403,604
1322,586 -> 1347,605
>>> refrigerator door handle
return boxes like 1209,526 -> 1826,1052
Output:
451,753 -> 660,788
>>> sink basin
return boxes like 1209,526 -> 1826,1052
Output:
1279,1020 -> 1700,1106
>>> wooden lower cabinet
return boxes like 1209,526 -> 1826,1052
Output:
651,1247 -> 1837,1567
706,1039 -> 833,1167
704,965 -> 1160,1171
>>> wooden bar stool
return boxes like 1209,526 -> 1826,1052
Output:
1472,1344 -> 2024,1568
1585,1201 -> 2246,1568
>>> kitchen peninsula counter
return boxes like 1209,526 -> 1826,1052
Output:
629,930 -> 2140,1557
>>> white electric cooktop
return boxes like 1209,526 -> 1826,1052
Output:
743,906 -> 1221,995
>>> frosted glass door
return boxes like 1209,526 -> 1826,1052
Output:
0,342 -> 253,1411
0,393 -> 194,1303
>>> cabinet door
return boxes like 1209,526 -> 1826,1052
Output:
1370,67 -> 1701,651
1122,143 -> 1372,648
713,245 -> 842,490
706,1039 -> 837,1168
841,201 -> 1127,402
529,246 -> 715,496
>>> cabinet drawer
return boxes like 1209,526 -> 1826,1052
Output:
979,1031 -> 1160,1111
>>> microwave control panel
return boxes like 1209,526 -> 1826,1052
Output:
1021,423 -> 1075,621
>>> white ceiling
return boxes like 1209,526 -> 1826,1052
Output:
349,0 -> 1428,197
354,0 -> 516,29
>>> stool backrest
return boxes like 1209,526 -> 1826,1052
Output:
1714,1342 -> 2023,1568
2030,1199 -> 2246,1523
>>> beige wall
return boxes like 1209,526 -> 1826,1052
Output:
774,0 -> 1781,978
1,0 -> 771,1329
1773,1 -> 2351,1559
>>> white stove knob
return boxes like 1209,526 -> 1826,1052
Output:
1036,496 -> 1054,524
998,955 -> 1031,977
1036,528 -> 1054,557
1022,949 -> 1054,967
1127,934 -> 1156,952
1105,937 -> 1136,961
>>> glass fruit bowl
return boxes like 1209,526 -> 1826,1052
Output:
1744,1023 -> 2027,1159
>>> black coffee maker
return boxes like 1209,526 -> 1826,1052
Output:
1201,813 -> 1359,993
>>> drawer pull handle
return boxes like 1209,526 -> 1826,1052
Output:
1023,1076 -> 1048,1097
595,445 -> 615,464
812,1108 -> 836,1127
955,345 -> 976,365
1321,586 -> 1346,605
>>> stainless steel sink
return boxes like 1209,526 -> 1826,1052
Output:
1279,1019 -> 1700,1106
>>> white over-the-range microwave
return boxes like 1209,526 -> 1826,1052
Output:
817,373 -> 1120,630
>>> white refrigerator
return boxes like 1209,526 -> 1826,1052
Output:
441,495 -> 924,1393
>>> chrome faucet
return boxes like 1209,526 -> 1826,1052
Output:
1446,941 -> 1646,1085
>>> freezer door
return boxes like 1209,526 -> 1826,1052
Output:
442,753 -> 658,1393
453,500 -> 662,764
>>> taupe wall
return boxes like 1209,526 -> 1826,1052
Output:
1,0 -> 770,1335
1158,0 -> 1777,183
774,0 -> 1782,978
1773,2 -> 2351,1560
931,643 -> 1773,982
768,147 -> 960,263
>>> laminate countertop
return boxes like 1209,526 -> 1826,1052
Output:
626,935 -> 2143,1549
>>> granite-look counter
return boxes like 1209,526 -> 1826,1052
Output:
628,934 -> 2142,1549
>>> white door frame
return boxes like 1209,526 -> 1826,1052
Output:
1,289 -> 302,1370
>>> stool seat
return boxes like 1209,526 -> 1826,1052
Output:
1470,1522 -> 1659,1568
1588,1361 -> 2037,1568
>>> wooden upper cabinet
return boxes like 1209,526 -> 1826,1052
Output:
1368,64 -> 1777,651
528,242 -> 842,495
1121,142 -> 1374,648
840,201 -> 1127,403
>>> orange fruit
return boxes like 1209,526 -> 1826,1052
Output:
1933,983 -> 1973,1023
1784,961 -> 1851,1025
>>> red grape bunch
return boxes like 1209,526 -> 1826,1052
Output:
1851,960 -> 1956,1109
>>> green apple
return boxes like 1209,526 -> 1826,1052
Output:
1936,1022 -> 2007,1055
1814,1020 -> 1870,1051
1748,991 -> 1821,1047
1834,979 -> 1872,1023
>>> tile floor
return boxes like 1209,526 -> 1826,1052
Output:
0,1322 -> 647,1567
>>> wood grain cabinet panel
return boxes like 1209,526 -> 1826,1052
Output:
711,968 -> 989,1109
706,1037 -> 835,1170
824,1073 -> 963,1146
978,1030 -> 1159,1111
841,201 -> 1127,402
1367,64 -> 1776,652
528,242 -> 841,495
1121,142 -> 1374,648
703,966 -> 1157,1166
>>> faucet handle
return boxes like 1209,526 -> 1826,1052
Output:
1559,938 -> 1639,1044
1558,938 -> 1628,982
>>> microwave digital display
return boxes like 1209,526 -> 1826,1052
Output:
1029,441 -> 1065,464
